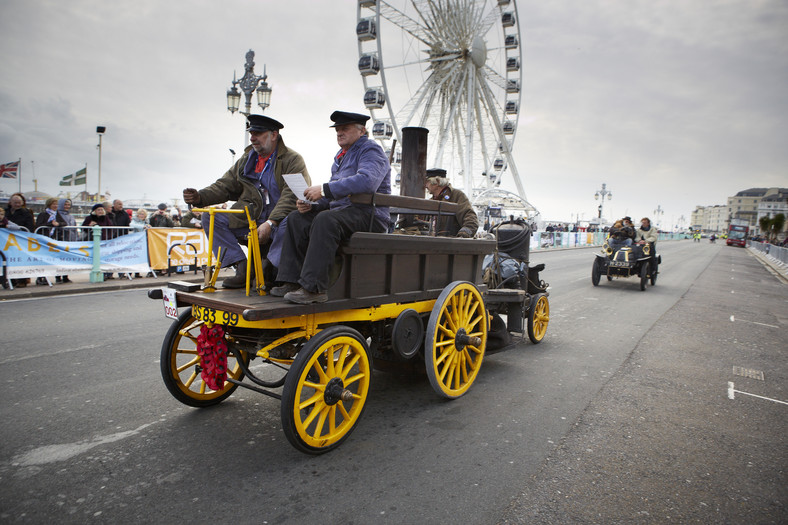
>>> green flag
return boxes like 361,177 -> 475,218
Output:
59,167 -> 87,186
74,167 -> 87,185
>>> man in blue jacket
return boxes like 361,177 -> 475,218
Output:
272,111 -> 391,304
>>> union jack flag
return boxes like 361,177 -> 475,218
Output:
0,161 -> 19,179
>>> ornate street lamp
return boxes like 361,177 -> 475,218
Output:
594,183 -> 612,219
653,204 -> 664,230
96,126 -> 106,202
226,49 -> 271,116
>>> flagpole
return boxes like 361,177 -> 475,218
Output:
18,157 -> 21,193
96,126 -> 106,202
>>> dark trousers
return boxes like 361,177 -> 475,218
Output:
276,206 -> 385,292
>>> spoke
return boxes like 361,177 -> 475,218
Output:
329,405 -> 337,435
325,347 -> 339,377
302,398 -> 326,429
298,390 -> 323,411
460,350 -> 471,382
176,347 -> 198,355
379,0 -> 433,47
176,356 -> 200,374
336,345 -> 349,374
338,401 -> 351,420
184,370 -> 198,388
180,333 -> 199,345
438,322 -> 455,339
312,358 -> 329,384
340,354 -> 362,380
437,351 -> 456,381
435,343 -> 454,365
303,381 -> 326,392
312,405 -> 330,439
344,371 -> 366,387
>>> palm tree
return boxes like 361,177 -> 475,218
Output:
759,216 -> 771,239
759,213 -> 786,243
771,213 -> 785,242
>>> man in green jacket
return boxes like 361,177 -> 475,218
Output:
182,114 -> 310,288
424,168 -> 478,237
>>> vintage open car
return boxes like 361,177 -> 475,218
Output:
149,199 -> 549,454
592,240 -> 660,291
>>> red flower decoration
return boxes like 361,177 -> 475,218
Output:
196,324 -> 228,391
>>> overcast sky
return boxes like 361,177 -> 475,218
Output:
1,0 -> 786,228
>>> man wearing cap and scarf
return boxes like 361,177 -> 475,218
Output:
149,203 -> 175,228
182,114 -> 309,289
271,110 -> 391,304
424,168 -> 478,238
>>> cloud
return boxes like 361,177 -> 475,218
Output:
0,0 -> 785,228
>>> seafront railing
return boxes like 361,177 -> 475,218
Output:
749,240 -> 788,266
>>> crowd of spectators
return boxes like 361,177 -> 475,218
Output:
1,195 -> 193,288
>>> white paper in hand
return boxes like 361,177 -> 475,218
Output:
283,173 -> 319,204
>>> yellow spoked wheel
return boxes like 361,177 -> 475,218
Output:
160,309 -> 248,407
281,326 -> 372,454
425,281 -> 487,399
527,293 -> 550,344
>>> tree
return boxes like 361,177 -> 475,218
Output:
771,213 -> 785,242
759,213 -> 786,243
759,216 -> 771,238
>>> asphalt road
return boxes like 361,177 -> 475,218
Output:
0,240 -> 784,524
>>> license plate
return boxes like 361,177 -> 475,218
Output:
162,288 -> 179,320
610,261 -> 629,267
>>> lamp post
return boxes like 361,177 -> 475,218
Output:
594,183 -> 612,220
96,126 -> 106,202
226,50 -> 272,144
653,204 -> 664,230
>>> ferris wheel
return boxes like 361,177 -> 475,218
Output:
356,0 -> 538,218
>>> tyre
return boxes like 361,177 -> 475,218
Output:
527,293 -> 550,344
591,258 -> 601,286
639,263 -> 648,291
160,309 -> 248,407
281,326 -> 372,454
425,281 -> 487,399
650,259 -> 658,286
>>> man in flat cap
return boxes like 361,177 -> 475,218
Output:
183,114 -> 310,289
424,168 -> 478,237
271,110 -> 391,304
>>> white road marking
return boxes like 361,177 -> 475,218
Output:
728,382 -> 788,406
729,317 -> 779,329
10,422 -> 157,466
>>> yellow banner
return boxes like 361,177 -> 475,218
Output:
146,228 -> 211,270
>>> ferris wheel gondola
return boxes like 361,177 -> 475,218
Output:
356,0 -> 539,219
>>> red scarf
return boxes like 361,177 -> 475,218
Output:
254,150 -> 274,173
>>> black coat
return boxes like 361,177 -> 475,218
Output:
5,207 -> 34,232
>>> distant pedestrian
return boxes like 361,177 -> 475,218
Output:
149,203 -> 174,228
130,209 -> 150,232
109,199 -> 131,235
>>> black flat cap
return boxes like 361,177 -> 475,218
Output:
426,168 -> 447,177
246,114 -> 284,132
330,111 -> 370,127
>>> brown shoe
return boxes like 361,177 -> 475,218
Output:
269,282 -> 299,297
284,287 -> 328,304
221,259 -> 249,289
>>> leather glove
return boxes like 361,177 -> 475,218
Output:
183,188 -> 201,205
457,227 -> 474,238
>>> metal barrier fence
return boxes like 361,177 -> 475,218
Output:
529,231 -> 686,251
33,225 -> 136,240
749,240 -> 788,265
